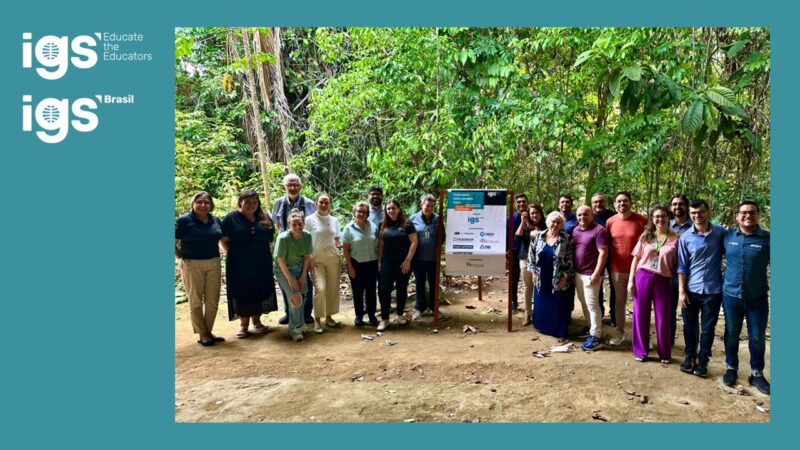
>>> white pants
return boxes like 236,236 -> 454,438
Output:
575,274 -> 603,338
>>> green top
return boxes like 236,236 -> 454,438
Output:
274,230 -> 312,266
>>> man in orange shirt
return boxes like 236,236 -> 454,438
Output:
605,191 -> 648,345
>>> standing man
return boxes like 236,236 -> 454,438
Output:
559,194 -> 578,235
605,191 -> 648,345
271,173 -> 317,325
368,185 -> 384,230
508,194 -> 528,314
668,194 -> 692,345
572,206 -> 610,350
677,199 -> 724,377
590,192 -> 616,321
722,201 -> 770,394
410,194 -> 441,319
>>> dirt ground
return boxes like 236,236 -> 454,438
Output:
174,276 -> 770,423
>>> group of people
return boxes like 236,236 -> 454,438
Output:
512,192 -> 770,394
175,174 -> 442,344
175,179 -> 770,394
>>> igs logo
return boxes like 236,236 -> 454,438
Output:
22,32 -> 98,80
22,95 -> 98,144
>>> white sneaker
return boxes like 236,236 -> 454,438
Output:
396,315 -> 408,326
609,331 -> 626,346
412,310 -> 423,320
377,321 -> 388,331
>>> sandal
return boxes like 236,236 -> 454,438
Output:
236,328 -> 249,339
252,324 -> 269,334
210,335 -> 225,343
326,319 -> 340,328
197,339 -> 214,347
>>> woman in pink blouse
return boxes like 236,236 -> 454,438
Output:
627,205 -> 679,363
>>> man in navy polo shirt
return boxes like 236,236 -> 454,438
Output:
590,192 -> 616,322
271,173 -> 316,325
559,194 -> 578,235
677,199 -> 724,378
669,194 -> 692,345
722,201 -> 771,394
508,193 -> 528,314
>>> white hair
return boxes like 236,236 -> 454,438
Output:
545,211 -> 566,228
283,173 -> 301,185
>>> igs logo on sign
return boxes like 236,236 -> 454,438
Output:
22,33 -> 98,80
22,95 -> 98,144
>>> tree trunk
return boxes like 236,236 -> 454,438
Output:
240,28 -> 271,204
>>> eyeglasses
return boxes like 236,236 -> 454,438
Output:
738,211 -> 757,216
355,210 -> 368,215
195,200 -> 211,205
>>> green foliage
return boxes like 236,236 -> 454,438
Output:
176,27 -> 770,227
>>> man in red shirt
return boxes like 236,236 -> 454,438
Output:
605,191 -> 648,345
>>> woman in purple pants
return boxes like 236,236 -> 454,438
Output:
627,205 -> 678,363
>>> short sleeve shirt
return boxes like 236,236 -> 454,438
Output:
381,220 -> 417,263
274,230 -> 312,266
175,212 -> 222,259
410,212 -> 440,262
631,235 -> 679,277
341,220 -> 378,263
304,213 -> 341,257
606,212 -> 648,273
571,222 -> 610,276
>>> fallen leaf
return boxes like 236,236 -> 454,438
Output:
376,331 -> 383,337
404,419 -> 416,423
530,336 -> 540,341
550,342 -> 575,353
361,334 -> 374,341
351,375 -> 364,382
592,413 -> 607,422
678,400 -> 690,405
640,396 -> 649,404
463,325 -> 478,334
465,305 -> 477,309
532,351 -> 550,358
385,339 -> 397,347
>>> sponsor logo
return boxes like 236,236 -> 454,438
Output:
22,33 -> 98,80
453,245 -> 474,249
468,217 -> 480,224
22,95 -> 98,144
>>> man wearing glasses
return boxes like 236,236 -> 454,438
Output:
722,201 -> 771,394
677,199 -> 724,378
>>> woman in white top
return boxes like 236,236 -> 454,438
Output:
304,192 -> 342,333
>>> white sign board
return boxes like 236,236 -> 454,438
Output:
444,189 -> 508,276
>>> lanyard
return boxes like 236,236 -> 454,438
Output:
653,234 -> 668,254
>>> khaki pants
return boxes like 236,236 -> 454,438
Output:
312,252 -> 341,318
519,260 -> 533,317
611,271 -> 630,333
180,257 -> 221,335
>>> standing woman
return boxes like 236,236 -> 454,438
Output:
517,203 -> 546,326
221,190 -> 277,339
342,202 -> 380,327
377,199 -> 418,331
274,209 -> 313,341
175,192 -> 224,347
527,211 -> 576,340
628,205 -> 679,363
304,193 -> 342,333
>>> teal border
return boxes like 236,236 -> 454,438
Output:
1,0 -> 790,448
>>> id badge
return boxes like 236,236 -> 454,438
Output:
649,258 -> 659,270
425,231 -> 431,239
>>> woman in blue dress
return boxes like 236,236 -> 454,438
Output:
527,211 -> 576,339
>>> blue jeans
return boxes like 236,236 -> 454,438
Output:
681,292 -> 722,361
723,294 -> 769,371
413,260 -> 437,312
275,263 -> 308,337
281,269 -> 313,320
